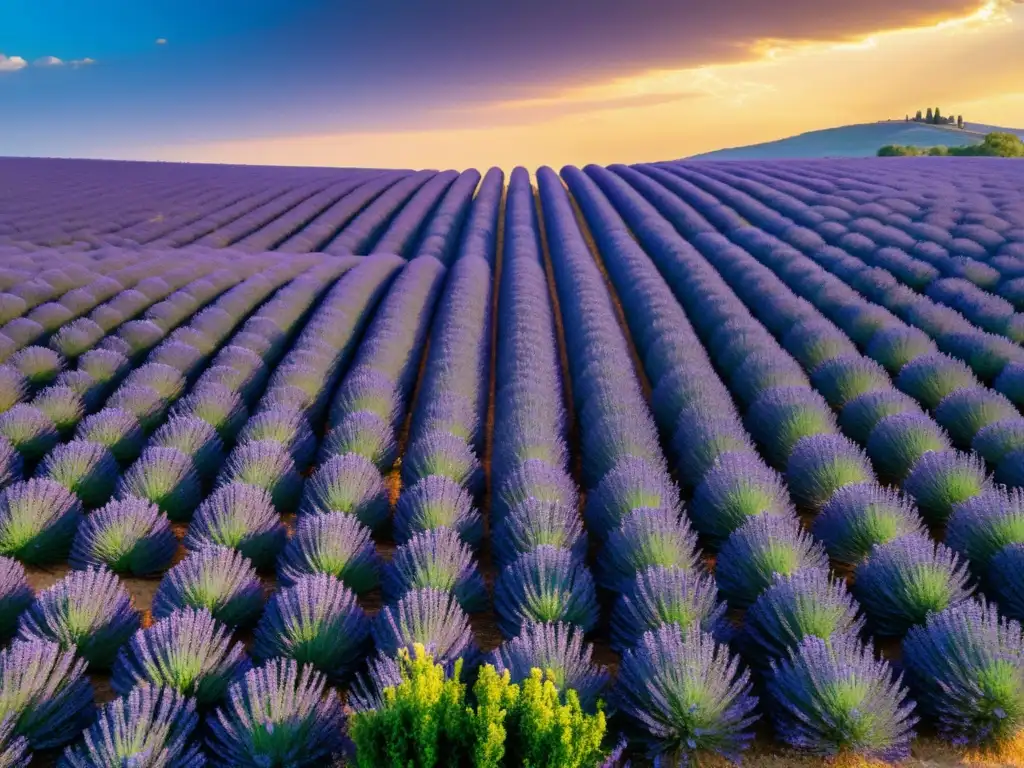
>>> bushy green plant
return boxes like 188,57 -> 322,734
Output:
348,644 -> 608,768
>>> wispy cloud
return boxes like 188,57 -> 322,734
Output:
156,38 -> 167,45
34,56 -> 64,67
69,58 -> 95,68
0,53 -> 27,72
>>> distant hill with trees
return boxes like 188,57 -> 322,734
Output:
878,131 -> 1024,157
907,107 -> 963,129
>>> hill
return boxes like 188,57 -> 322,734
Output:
688,120 -> 1012,160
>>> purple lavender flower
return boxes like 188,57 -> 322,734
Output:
990,544 -> 1024,622
59,684 -> 204,768
328,369 -> 400,429
0,366 -> 28,414
867,326 -> 937,375
866,412 -> 953,485
170,383 -> 248,442
946,488 -> 1024,576
973,418 -> 1024,465
252,573 -> 370,683
903,450 -> 991,525
730,353 -> 810,408
205,658 -> 345,767
613,625 -> 758,764
318,411 -> 397,471
0,479 -> 82,565
813,483 -> 924,565
382,528 -> 487,612
766,635 -> 917,761
610,565 -> 727,653
0,713 -> 29,768
184,483 -> 284,569
0,556 -> 30,643
583,457 -> 681,541
598,507 -> 700,592
11,346 -> 63,388
715,514 -> 828,609
149,339 -> 205,377
811,355 -> 891,409
77,348 -> 129,390
298,453 -> 387,531
691,452 -> 795,545
493,546 -> 598,636
117,320 -> 165,356
785,434 -> 876,513
258,384 -> 316,416
69,497 -> 175,576
580,412 -> 665,487
492,459 -> 578,523
151,546 -> 263,628
117,447 -> 202,522
491,404 -> 570,481
401,430 -> 482,493
903,599 -> 1024,745
0,438 -> 23,490
123,363 -> 186,403
372,587 -> 476,667
107,384 -> 169,433
492,497 -> 587,569
211,345 -> 267,398
112,608 -> 251,705
492,622 -> 609,710
236,408 -> 316,469
17,567 -> 139,669
745,387 -> 839,468
0,639 -> 94,749
744,568 -> 864,666
852,533 -> 971,636
897,353 -> 980,411
935,387 -> 1020,449
0,405 -> 59,462
782,321 -> 858,373
412,392 -> 479,447
32,386 -> 85,438
839,389 -> 923,445
74,408 -> 145,464
150,415 -> 226,480
36,440 -> 119,509
392,474 -> 481,547
276,513 -> 380,593
215,440 -> 302,513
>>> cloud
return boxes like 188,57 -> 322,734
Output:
34,56 -> 64,67
0,54 -> 27,72
156,38 -> 167,45
69,58 -> 95,68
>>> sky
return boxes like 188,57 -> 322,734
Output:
2,0 -> 1024,169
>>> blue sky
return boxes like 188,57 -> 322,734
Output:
2,1 -> 1022,167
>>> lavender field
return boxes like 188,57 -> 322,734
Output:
2,155 -> 1024,767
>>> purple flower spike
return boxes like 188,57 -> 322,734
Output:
0,405 -> 59,462
276,513 -> 380,594
598,507 -> 700,593
946,488 -> 1024,575
112,608 -> 252,706
299,453 -> 388,531
903,450 -> 990,525
811,355 -> 891,410
149,339 -> 205,377
382,528 -> 487,613
74,408 -> 146,465
17,567 -> 139,669
69,497 -> 176,576
392,475 -> 481,547
935,387 -> 1019,449
59,685 -> 205,768
691,453 -> 794,546
319,411 -> 397,471
348,652 -> 404,713
152,545 -> 263,628
584,457 -> 681,541
745,387 -> 839,468
839,389 -> 922,445
0,639 -> 94,750
11,346 -> 63,388
32,386 -> 84,438
171,383 -> 249,442
77,348 -> 129,389
123,363 -> 186,402
107,385 -> 167,433
492,497 -> 587,569
897,353 -> 979,411
715,514 -> 828,609
492,622 -> 609,710
852,533 -> 971,636
184,483 -> 285,569
744,568 -> 864,666
0,713 -> 29,768
866,412 -> 952,485
36,440 -> 120,509
903,599 -> 1024,746
117,447 -> 202,522
813,483 -> 924,565
0,437 -> 23,490
150,415 -> 226,480
372,587 -> 476,667
0,479 -> 83,565
205,658 -> 345,767
614,625 -> 758,764
0,366 -> 29,414
767,635 -> 917,761
216,440 -> 302,513
990,544 -> 1024,622
493,546 -> 598,637
0,556 -> 31,643
973,418 -> 1024,465
252,574 -> 370,683
492,459 -> 578,524
237,407 -> 316,470
401,430 -> 482,494
785,433 -> 875,513
328,369 -> 400,430
610,565 -> 727,653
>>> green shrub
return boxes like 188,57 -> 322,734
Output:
348,644 -> 608,768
